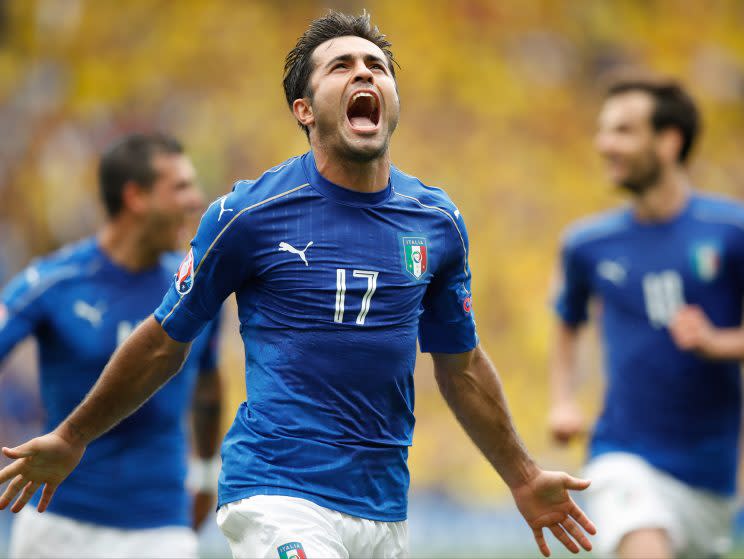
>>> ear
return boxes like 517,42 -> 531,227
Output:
293,98 -> 314,129
657,127 -> 683,164
121,180 -> 149,215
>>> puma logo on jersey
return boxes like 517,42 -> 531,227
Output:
597,260 -> 626,286
278,241 -> 313,267
73,300 -> 105,327
218,196 -> 234,222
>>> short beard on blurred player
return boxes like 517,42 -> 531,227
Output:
616,148 -> 662,195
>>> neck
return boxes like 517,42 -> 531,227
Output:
631,167 -> 692,223
312,144 -> 391,193
98,218 -> 160,272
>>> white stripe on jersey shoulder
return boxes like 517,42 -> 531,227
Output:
394,191 -> 468,275
160,183 -> 310,326
692,208 -> 744,231
564,210 -> 630,248
11,262 -> 100,314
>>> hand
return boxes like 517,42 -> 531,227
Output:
0,432 -> 85,513
548,401 -> 586,445
669,305 -> 716,356
511,469 -> 596,557
192,490 -> 215,531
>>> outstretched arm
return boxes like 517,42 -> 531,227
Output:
432,345 -> 596,557
0,316 -> 190,512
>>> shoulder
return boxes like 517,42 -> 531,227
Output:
689,192 -> 744,231
562,207 -> 630,252
221,154 -> 311,213
3,238 -> 100,304
391,167 -> 461,217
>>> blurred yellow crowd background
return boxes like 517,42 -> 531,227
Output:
1,0 -> 743,506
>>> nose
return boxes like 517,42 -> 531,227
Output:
352,59 -> 374,83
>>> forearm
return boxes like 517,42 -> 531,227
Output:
191,372 -> 222,458
550,321 -> 582,405
56,316 -> 190,446
703,328 -> 744,360
434,346 -> 538,489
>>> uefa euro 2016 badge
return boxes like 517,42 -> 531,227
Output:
401,235 -> 428,280
277,542 -> 307,559
690,242 -> 721,282
175,248 -> 195,295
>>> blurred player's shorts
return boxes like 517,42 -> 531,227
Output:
217,494 -> 408,558
583,452 -> 734,559
9,506 -> 197,558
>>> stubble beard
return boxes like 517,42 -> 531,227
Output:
617,152 -> 662,196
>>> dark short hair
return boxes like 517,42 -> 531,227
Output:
606,77 -> 700,163
283,11 -> 397,136
99,133 -> 184,217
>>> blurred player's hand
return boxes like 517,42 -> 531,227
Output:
0,432 -> 85,513
548,401 -> 586,445
511,470 -> 596,557
669,305 -> 715,356
192,490 -> 215,531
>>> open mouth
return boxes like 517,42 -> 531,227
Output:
346,91 -> 380,131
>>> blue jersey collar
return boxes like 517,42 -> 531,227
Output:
302,151 -> 392,208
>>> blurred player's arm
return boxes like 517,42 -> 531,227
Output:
548,320 -> 587,445
188,318 -> 223,530
0,316 -> 189,512
669,304 -> 744,360
432,346 -> 596,557
0,265 -> 50,364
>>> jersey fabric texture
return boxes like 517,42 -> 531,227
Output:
0,238 -> 220,528
555,193 -> 744,496
154,151 -> 478,521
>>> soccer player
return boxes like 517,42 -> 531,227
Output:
549,77 -> 743,559
0,133 -> 223,558
0,13 -> 595,558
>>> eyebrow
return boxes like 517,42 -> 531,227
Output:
324,53 -> 388,70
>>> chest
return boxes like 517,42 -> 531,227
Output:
242,201 -> 451,326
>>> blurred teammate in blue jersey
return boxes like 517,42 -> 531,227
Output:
0,133 -> 223,558
550,77 -> 743,559
0,12 -> 595,558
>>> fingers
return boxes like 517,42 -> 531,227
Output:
569,501 -> 597,535
0,474 -> 26,510
549,524 -> 579,554
2,444 -> 35,460
0,459 -> 26,485
10,480 -> 40,513
532,527 -> 551,558
37,483 -> 58,513
563,474 -> 591,491
561,516 -> 592,552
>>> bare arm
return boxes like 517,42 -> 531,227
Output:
669,305 -> 744,360
189,370 -> 223,530
548,321 -> 587,445
432,345 -> 596,557
0,316 -> 189,512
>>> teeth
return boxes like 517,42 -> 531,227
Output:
352,92 -> 376,103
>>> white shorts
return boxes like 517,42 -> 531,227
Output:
216,495 -> 408,558
583,452 -> 735,559
9,506 -> 198,559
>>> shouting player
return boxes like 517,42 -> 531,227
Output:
550,77 -> 743,558
1,13 -> 594,558
0,133 -> 222,558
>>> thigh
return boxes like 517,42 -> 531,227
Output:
582,453 -> 680,558
217,495 -> 348,559
10,508 -> 92,559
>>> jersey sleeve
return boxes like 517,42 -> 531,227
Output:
154,193 -> 253,343
553,236 -> 592,326
0,265 -> 47,361
418,211 -> 479,354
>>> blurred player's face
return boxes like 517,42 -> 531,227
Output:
302,35 -> 399,161
595,92 -> 662,195
142,153 -> 204,251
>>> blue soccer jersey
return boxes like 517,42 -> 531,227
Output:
555,193 -> 744,495
154,152 -> 478,521
0,238 -> 220,528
